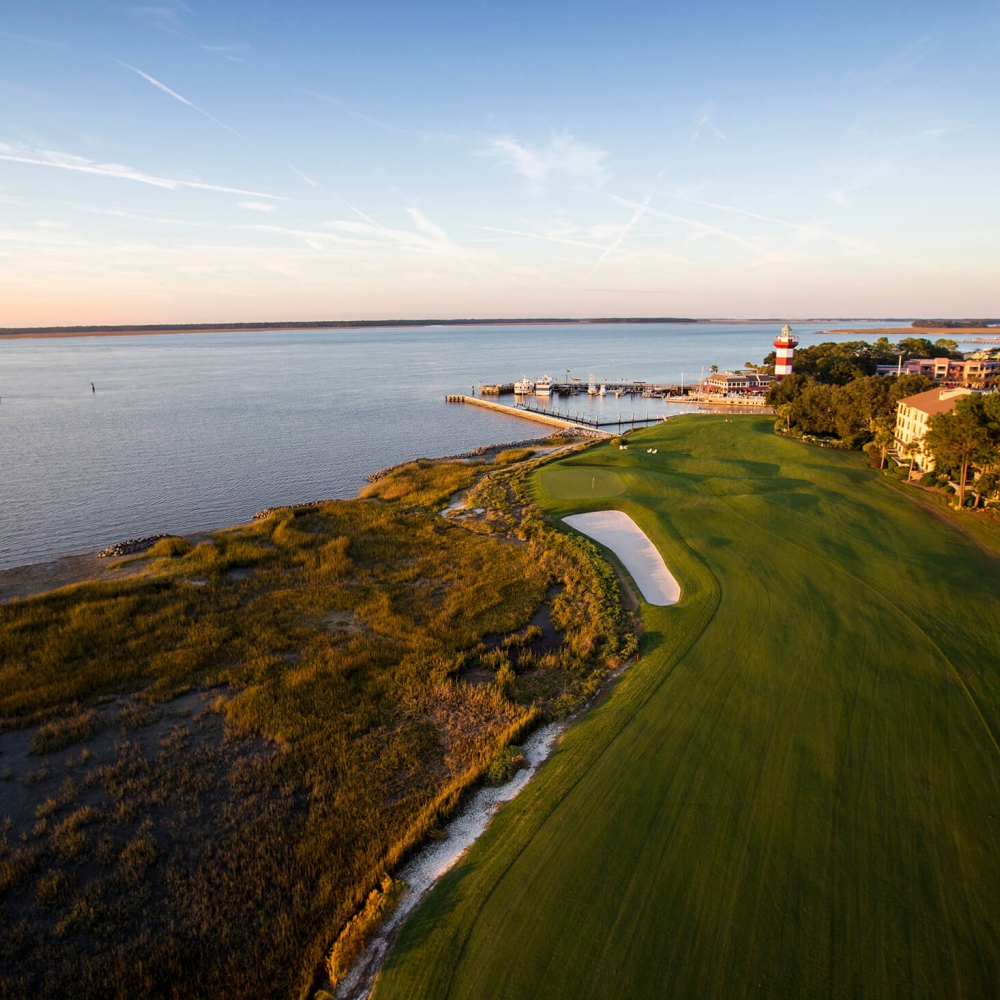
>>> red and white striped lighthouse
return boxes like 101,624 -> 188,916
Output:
773,324 -> 798,379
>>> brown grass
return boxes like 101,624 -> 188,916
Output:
0,451 -> 634,1000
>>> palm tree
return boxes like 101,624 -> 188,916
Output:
871,417 -> 895,471
901,439 -> 920,482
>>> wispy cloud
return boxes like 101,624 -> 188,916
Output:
238,201 -> 276,213
290,165 -> 318,187
0,28 -> 64,48
826,156 -> 894,208
236,206 -> 468,258
201,43 -> 250,62
470,225 -> 625,254
75,204 -> 216,227
297,88 -> 456,143
847,34 -> 934,90
0,144 -> 287,199
484,131 -> 611,190
116,60 -> 242,137
323,207 -> 467,257
235,224 -> 346,251
296,88 -> 409,135
116,1 -> 192,35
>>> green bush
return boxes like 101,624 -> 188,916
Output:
484,744 -> 526,785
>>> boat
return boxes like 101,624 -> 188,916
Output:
535,376 -> 553,396
615,388 -> 626,398
587,374 -> 598,396
599,382 -> 607,396
514,376 -> 534,394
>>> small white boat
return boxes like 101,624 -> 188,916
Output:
599,383 -> 607,396
535,376 -> 553,396
615,388 -> 625,398
514,376 -> 534,394
587,374 -> 598,396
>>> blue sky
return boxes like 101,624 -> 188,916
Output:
1,1 -> 998,324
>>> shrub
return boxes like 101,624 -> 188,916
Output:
149,536 -> 192,558
325,875 -> 407,986
484,744 -> 526,785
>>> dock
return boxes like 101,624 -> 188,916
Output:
445,395 -> 677,433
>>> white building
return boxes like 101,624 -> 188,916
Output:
894,387 -> 974,472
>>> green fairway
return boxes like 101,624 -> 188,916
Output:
538,464 -> 626,499
373,415 -> 1000,1000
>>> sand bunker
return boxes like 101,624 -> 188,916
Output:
563,510 -> 680,606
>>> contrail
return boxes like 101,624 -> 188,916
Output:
116,60 -> 243,137
0,150 -> 286,199
290,165 -> 318,187
589,195 -> 651,278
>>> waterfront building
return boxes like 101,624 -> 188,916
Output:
876,356 -> 1000,388
894,387 -> 975,472
703,370 -> 775,394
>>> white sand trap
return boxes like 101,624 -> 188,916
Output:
564,510 -> 680,605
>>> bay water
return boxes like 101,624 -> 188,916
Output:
0,321 -> 889,570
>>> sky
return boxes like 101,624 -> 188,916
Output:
0,1 -> 998,325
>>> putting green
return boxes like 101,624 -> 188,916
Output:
538,465 -> 625,499
375,416 -> 1000,1000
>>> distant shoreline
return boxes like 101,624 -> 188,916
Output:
3,318 -> 699,339
0,317 -> 908,340
818,326 -> 998,338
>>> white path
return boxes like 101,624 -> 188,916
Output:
563,510 -> 680,606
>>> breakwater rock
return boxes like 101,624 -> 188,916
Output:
97,534 -> 176,558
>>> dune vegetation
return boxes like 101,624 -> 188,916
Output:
0,451 -> 635,1000
373,415 -> 1000,1000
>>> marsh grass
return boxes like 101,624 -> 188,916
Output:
359,459 -> 481,506
29,710 -> 105,754
494,448 -> 535,465
0,451 -> 633,1000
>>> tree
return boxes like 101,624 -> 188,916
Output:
925,395 -> 991,507
776,402 -> 792,433
901,439 -> 921,482
870,417 -> 895,470
710,364 -> 719,373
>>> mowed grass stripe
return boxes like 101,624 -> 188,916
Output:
374,416 -> 1000,1000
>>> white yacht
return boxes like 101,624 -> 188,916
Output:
587,374 -> 598,396
535,376 -> 553,396
599,382 -> 607,396
514,376 -> 534,394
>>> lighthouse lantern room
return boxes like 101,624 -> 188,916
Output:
773,324 -> 798,379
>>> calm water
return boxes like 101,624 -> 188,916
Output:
0,322 -> 889,570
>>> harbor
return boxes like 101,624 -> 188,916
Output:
455,368 -> 774,432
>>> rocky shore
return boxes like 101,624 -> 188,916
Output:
97,534 -> 176,558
